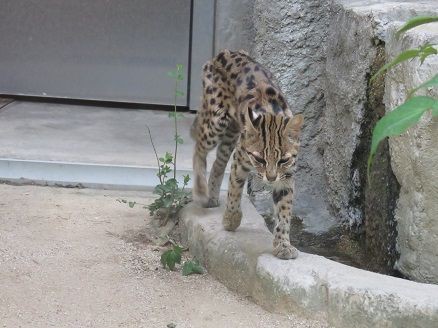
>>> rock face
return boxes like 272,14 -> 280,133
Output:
212,0 -> 438,283
323,6 -> 403,272
322,5 -> 377,227
325,0 -> 438,282
213,0 -> 255,53
252,0 -> 335,233
384,25 -> 438,284
180,197 -> 438,328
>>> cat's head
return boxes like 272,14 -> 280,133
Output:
241,107 -> 303,184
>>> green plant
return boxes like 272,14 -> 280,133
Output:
182,259 -> 204,276
161,244 -> 183,271
146,64 -> 191,219
118,64 -> 191,221
160,244 -> 204,276
368,16 -> 438,176
146,146 -> 190,219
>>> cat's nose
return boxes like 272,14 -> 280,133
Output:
266,173 -> 277,182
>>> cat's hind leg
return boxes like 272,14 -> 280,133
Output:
192,71 -> 230,207
207,120 -> 239,207
192,116 -> 219,207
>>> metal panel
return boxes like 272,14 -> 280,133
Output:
0,0 -> 191,105
189,0 -> 215,111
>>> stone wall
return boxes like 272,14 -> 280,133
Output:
323,0 -> 438,282
212,0 -> 438,283
252,0 -> 335,233
322,4 -> 377,227
384,24 -> 438,283
214,0 -> 255,54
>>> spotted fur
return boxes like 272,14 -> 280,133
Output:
191,49 -> 303,259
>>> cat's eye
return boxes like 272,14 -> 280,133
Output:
277,157 -> 290,165
253,155 -> 266,165
248,152 -> 266,165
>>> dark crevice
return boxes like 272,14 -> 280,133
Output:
349,40 -> 401,275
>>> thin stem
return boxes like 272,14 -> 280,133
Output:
147,125 -> 163,185
173,66 -> 179,180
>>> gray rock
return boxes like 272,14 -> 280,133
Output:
322,3 -> 377,226
212,0 -> 438,282
181,196 -> 438,328
252,0 -> 335,233
214,0 -> 256,53
384,23 -> 438,284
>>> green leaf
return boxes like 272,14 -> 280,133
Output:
175,135 -> 184,144
182,260 -> 204,276
153,185 -> 165,196
168,64 -> 185,81
165,178 -> 179,189
168,112 -> 184,119
371,49 -> 420,81
128,201 -> 136,208
418,44 -> 437,64
160,245 -> 183,271
161,166 -> 171,175
175,90 -> 185,97
162,198 -> 173,208
164,152 -> 174,163
396,16 -> 438,38
167,70 -> 177,79
183,174 -> 190,184
409,73 -> 438,96
368,96 -> 438,175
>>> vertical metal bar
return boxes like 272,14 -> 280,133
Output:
189,0 -> 215,111
186,0 -> 195,107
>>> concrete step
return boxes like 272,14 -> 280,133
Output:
181,197 -> 438,328
0,100 -> 229,190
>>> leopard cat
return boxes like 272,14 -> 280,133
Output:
191,49 -> 303,259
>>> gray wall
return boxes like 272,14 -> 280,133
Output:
214,0 -> 255,54
252,0 -> 334,233
212,0 -> 438,283
214,0 -> 335,233
385,24 -> 438,283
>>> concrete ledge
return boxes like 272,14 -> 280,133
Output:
0,158 -> 229,191
181,197 -> 438,328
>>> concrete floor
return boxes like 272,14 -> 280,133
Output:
0,184 -> 325,328
0,101 -> 195,167
0,100 -> 227,189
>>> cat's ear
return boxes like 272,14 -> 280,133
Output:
285,114 -> 304,141
244,106 -> 262,130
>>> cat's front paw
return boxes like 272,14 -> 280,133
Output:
273,242 -> 299,260
223,209 -> 242,231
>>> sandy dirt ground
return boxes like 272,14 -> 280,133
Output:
0,184 -> 327,328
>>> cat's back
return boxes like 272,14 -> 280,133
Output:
201,49 -> 293,122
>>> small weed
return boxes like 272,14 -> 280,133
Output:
118,64 -> 197,275
182,259 -> 204,276
161,244 -> 183,271
118,64 -> 191,223
160,244 -> 204,276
